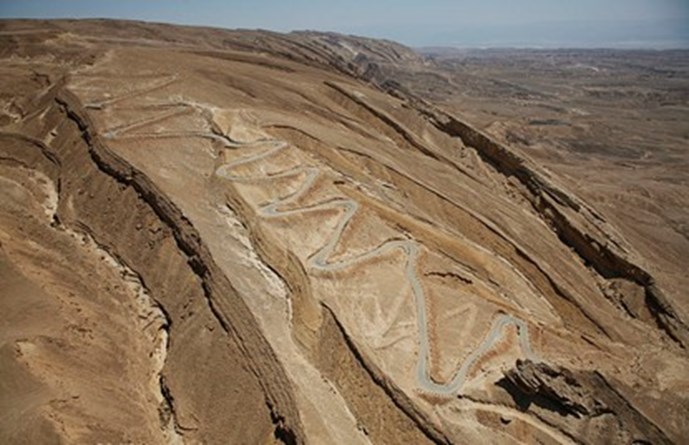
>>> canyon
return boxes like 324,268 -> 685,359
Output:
1,19 -> 688,444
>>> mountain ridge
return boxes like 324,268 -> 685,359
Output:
1,18 -> 687,444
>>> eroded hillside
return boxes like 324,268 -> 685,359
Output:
1,19 -> 688,444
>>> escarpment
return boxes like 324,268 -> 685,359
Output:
1,80 -> 305,443
427,107 -> 689,348
502,360 -> 674,444
376,79 -> 689,351
2,19 -> 688,444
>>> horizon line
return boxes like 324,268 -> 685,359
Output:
1,16 -> 688,51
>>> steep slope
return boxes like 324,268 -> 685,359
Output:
1,19 -> 688,444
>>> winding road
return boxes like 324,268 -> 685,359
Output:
214,137 -> 538,396
84,72 -> 540,396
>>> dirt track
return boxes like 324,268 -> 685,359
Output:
2,19 -> 688,445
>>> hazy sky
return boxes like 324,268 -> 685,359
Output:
1,0 -> 688,48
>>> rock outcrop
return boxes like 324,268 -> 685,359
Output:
1,18 -> 688,444
502,360 -> 675,444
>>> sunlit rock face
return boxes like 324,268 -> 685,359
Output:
1,19 -> 687,444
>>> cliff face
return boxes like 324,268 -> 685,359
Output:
1,19 -> 687,444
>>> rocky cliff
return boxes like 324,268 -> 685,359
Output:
1,19 -> 687,444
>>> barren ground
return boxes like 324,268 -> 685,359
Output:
1,19 -> 687,444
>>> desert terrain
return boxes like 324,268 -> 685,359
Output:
1,19 -> 688,444
413,47 -> 689,319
